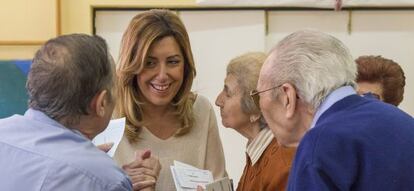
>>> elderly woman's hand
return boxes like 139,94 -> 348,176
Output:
122,149 -> 161,191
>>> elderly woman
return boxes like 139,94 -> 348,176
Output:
215,52 -> 296,191
355,55 -> 405,106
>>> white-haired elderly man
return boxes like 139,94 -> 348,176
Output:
253,30 -> 414,190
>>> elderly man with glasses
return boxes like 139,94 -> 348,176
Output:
255,30 -> 414,191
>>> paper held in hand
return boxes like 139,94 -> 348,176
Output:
171,160 -> 233,191
92,117 -> 126,157
205,177 -> 233,191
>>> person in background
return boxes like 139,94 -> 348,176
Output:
355,55 -> 405,106
256,30 -> 414,191
114,9 -> 227,191
0,34 -> 134,190
215,52 -> 296,191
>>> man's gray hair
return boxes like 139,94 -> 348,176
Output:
27,34 -> 114,126
267,30 -> 357,109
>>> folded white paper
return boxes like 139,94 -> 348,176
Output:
171,161 -> 214,191
92,117 -> 126,157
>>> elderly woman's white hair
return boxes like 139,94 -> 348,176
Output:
266,29 -> 357,109
227,52 -> 267,129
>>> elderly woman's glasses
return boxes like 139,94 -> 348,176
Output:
360,92 -> 381,100
250,85 -> 282,109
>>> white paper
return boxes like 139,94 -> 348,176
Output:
92,117 -> 126,157
171,160 -> 214,191
205,177 -> 233,191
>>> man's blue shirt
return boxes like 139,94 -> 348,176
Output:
0,109 -> 132,191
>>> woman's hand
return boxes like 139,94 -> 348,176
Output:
96,142 -> 114,153
122,149 -> 161,191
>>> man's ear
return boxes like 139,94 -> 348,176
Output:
91,90 -> 108,117
281,83 -> 299,119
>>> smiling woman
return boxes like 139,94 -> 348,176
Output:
136,36 -> 185,109
113,9 -> 227,191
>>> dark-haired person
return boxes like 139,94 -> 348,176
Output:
355,55 -> 405,106
0,34 -> 134,190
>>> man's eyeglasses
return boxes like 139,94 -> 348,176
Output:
250,85 -> 282,109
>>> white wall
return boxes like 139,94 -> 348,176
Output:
266,10 -> 414,116
180,11 -> 265,186
96,9 -> 414,189
95,10 -> 144,62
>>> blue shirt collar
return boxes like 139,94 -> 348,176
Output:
24,108 -> 86,138
310,86 -> 356,129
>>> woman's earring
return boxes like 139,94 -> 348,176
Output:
250,115 -> 260,123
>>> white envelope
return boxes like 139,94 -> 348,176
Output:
92,117 -> 126,157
